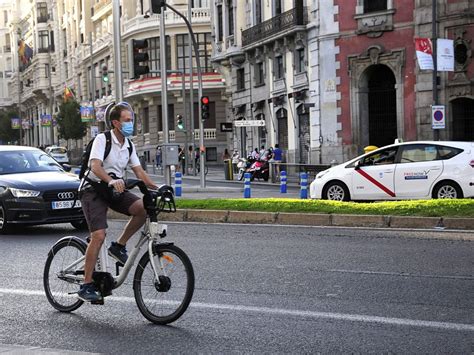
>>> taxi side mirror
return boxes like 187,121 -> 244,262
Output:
354,160 -> 361,170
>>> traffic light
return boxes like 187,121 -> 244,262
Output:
129,39 -> 150,79
201,96 -> 210,121
101,65 -> 109,83
150,0 -> 166,14
176,114 -> 184,130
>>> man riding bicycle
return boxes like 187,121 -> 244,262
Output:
78,104 -> 157,302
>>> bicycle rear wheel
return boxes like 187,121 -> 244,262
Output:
43,237 -> 86,312
133,244 -> 194,325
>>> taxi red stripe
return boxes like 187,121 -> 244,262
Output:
356,169 -> 396,197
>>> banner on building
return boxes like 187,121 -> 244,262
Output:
41,114 -> 52,127
437,39 -> 454,72
95,106 -> 106,122
18,39 -> 33,70
21,118 -> 31,129
80,105 -> 95,122
415,38 -> 434,70
11,118 -> 21,129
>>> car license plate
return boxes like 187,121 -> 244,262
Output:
51,200 -> 82,209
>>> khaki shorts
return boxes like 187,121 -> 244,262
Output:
80,189 -> 140,232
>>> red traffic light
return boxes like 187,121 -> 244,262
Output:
201,96 -> 209,105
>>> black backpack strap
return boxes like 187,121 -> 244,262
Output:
127,138 -> 133,157
103,130 -> 113,161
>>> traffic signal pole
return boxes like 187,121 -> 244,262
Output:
165,2 -> 205,188
112,0 -> 123,102
160,10 -> 171,185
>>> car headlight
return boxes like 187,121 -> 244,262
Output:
9,188 -> 41,198
316,170 -> 330,179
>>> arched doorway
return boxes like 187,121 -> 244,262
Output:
276,108 -> 288,151
297,104 -> 310,164
366,65 -> 397,147
451,98 -> 474,141
359,64 -> 398,148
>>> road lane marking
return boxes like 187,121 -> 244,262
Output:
1,287 -> 473,332
327,269 -> 474,281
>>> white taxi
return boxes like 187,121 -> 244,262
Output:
310,141 -> 474,201
45,146 -> 69,165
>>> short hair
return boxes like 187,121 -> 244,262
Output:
110,104 -> 131,122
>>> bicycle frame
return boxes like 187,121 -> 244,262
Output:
61,218 -> 168,290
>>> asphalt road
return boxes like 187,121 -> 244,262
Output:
0,222 -> 473,354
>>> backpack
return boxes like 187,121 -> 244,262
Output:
79,131 -> 133,179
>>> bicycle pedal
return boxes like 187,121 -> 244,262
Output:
91,299 -> 104,305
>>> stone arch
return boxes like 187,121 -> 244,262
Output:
349,47 -> 405,152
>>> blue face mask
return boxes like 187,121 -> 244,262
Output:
120,121 -> 134,137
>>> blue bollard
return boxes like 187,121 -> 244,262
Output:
175,172 -> 182,197
300,172 -> 308,199
244,172 -> 251,198
280,171 -> 287,193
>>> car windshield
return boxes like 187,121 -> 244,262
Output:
0,150 -> 64,175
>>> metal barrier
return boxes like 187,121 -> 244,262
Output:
270,163 -> 331,183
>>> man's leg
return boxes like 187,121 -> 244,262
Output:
117,199 -> 147,246
84,229 -> 106,283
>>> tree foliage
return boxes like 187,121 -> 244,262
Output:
0,110 -> 20,144
56,100 -> 87,140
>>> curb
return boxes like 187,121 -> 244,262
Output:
107,209 -> 474,232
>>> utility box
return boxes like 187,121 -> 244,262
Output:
161,144 -> 180,166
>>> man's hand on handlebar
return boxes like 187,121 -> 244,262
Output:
108,178 -> 126,193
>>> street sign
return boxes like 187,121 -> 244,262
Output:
234,120 -> 265,127
431,105 -> 445,129
220,122 -> 233,132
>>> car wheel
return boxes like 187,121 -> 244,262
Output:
71,219 -> 88,231
432,181 -> 463,199
0,205 -> 10,234
323,181 -> 351,202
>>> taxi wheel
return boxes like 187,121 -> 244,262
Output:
0,205 -> 10,234
323,181 -> 351,202
432,181 -> 463,199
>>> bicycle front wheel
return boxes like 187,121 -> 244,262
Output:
133,244 -> 194,325
43,237 -> 86,312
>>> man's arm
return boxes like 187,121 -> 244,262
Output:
131,165 -> 158,189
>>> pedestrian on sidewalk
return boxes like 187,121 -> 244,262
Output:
231,149 -> 240,173
273,144 -> 283,176
155,146 -> 162,169
222,148 -> 231,161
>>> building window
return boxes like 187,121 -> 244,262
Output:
146,36 -> 171,77
227,0 -> 234,36
50,31 -> 55,51
37,3 -> 48,23
255,0 -> 262,24
176,33 -> 212,73
143,107 -> 149,134
236,68 -> 245,91
38,30 -> 49,52
364,0 -> 386,13
217,5 -> 223,42
255,62 -> 264,86
3,10 -> 8,25
454,42 -> 468,66
295,48 -> 305,73
274,55 -> 284,79
274,0 -> 282,15
192,0 -> 209,7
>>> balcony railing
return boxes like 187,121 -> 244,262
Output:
242,6 -> 307,47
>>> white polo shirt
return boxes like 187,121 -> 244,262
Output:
86,130 -> 140,183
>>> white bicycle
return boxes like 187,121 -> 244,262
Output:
43,180 -> 194,325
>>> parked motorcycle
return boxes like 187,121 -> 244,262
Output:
237,157 -> 250,181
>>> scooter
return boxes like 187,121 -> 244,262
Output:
237,157 -> 251,181
247,159 -> 270,181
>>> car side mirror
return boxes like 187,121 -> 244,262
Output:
61,163 -> 72,172
354,160 -> 361,170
